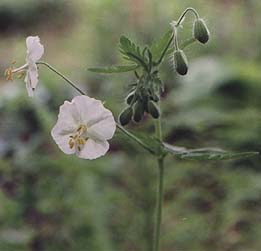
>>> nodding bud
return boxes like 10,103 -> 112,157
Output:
150,93 -> 159,102
147,100 -> 160,119
126,92 -> 136,105
133,101 -> 144,123
119,107 -> 133,126
173,49 -> 188,75
193,18 -> 210,44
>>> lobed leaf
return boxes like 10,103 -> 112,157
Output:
163,143 -> 259,161
119,35 -> 147,65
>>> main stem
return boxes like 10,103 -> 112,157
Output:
153,112 -> 165,251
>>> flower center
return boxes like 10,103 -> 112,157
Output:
68,124 -> 88,152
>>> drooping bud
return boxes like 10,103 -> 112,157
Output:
133,101 -> 144,123
173,49 -> 188,75
147,100 -> 160,119
126,92 -> 136,105
193,18 -> 210,44
151,93 -> 159,102
119,106 -> 133,126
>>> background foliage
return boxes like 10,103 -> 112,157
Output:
0,0 -> 260,251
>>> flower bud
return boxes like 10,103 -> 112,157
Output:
173,50 -> 188,75
133,101 -> 144,123
147,100 -> 160,119
126,92 -> 136,105
119,106 -> 133,126
151,93 -> 159,102
193,18 -> 210,44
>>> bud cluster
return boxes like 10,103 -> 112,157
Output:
119,72 -> 161,126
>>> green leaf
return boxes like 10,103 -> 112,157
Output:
119,35 -> 147,66
163,143 -> 259,161
150,29 -> 173,62
88,64 -> 139,74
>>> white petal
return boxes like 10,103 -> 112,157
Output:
26,36 -> 44,62
57,100 -> 80,126
24,62 -> 38,97
51,121 -> 76,155
24,71 -> 34,97
87,114 -> 116,141
77,139 -> 109,160
72,96 -> 108,125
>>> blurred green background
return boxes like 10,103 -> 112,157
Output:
0,0 -> 260,250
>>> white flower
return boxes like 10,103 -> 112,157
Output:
51,95 -> 116,160
5,36 -> 44,97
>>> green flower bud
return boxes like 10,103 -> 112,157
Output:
173,49 -> 188,75
118,106 -> 133,126
133,101 -> 144,123
126,92 -> 136,105
193,18 -> 210,44
151,93 -> 159,102
147,100 -> 160,119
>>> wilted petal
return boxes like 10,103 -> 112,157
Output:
77,138 -> 109,160
26,36 -> 44,62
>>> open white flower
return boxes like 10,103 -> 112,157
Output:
51,95 -> 116,160
5,36 -> 44,97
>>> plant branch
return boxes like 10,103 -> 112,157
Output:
37,61 -> 154,155
37,61 -> 85,95
176,7 -> 199,27
116,124 -> 155,155
156,33 -> 174,66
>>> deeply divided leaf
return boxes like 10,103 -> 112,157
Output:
119,35 -> 147,65
163,143 -> 259,161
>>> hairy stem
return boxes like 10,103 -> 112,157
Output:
153,157 -> 164,251
153,103 -> 165,251
156,33 -> 174,65
176,7 -> 199,26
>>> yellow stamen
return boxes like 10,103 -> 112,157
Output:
69,138 -> 75,149
68,124 -> 88,151
4,68 -> 13,81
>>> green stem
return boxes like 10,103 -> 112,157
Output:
156,33 -> 174,66
153,104 -> 165,251
37,61 -> 153,154
153,157 -> 164,251
156,8 -> 199,66
176,7 -> 199,26
116,124 -> 154,155
37,61 -> 85,95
